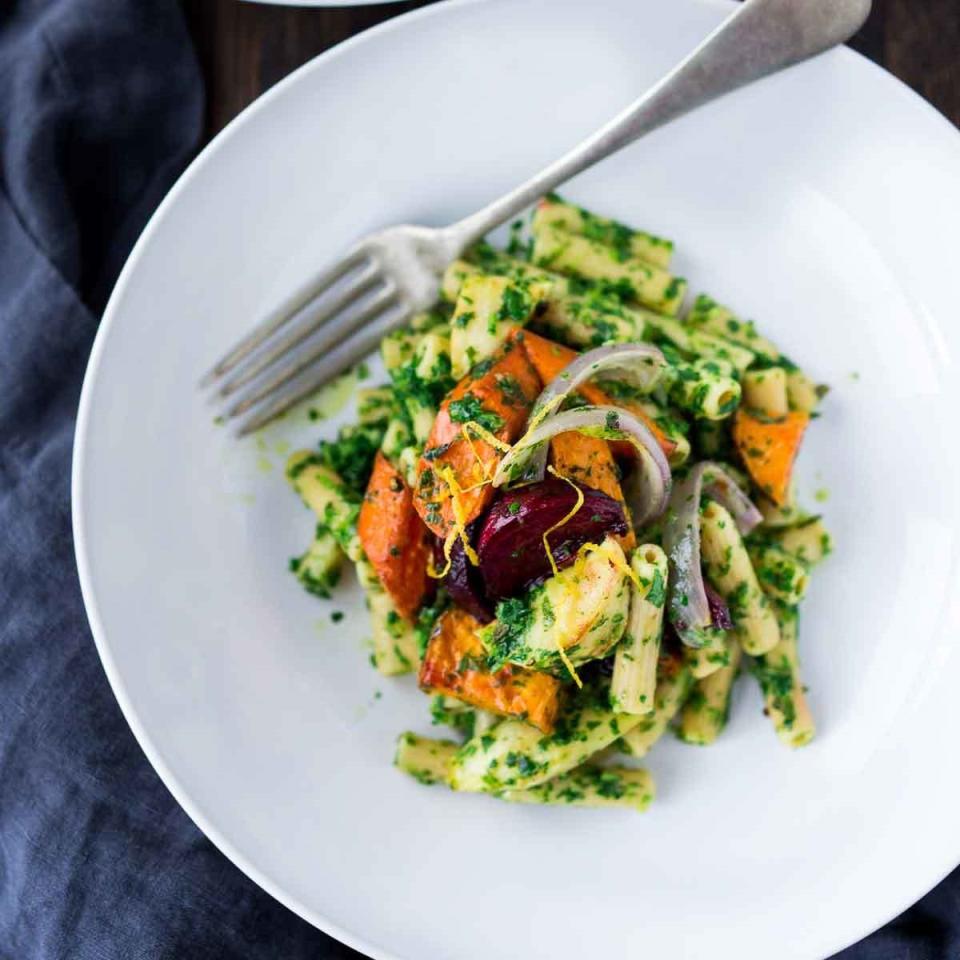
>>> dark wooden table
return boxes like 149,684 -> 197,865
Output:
180,2 -> 959,957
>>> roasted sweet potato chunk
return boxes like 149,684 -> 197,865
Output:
732,409 -> 809,506
358,452 -> 434,621
549,431 -> 636,552
413,333 -> 541,538
419,608 -> 562,733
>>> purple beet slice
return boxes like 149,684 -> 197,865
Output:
434,531 -> 494,624
476,478 -> 628,602
705,581 -> 733,631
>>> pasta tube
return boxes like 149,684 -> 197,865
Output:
742,367 -> 789,416
536,293 -> 647,348
769,517 -> 833,567
286,452 -> 362,560
786,370 -> 821,413
450,274 -> 549,378
757,484 -> 807,529
531,224 -> 686,315
646,311 -> 755,375
618,652 -> 693,758
667,358 -> 741,421
289,526 -> 344,599
678,640 -> 742,745
747,542 -> 810,607
443,245 -> 566,303
533,194 -> 674,269
440,258 -> 483,302
753,605 -> 815,747
686,295 -> 821,412
380,328 -> 422,372
700,499 -> 780,656
611,545 -> 668,715
395,733 -> 458,785
502,765 -> 655,812
356,386 -> 393,425
686,295 -> 781,366
356,557 -> 419,676
450,689 -> 643,792
684,630 -> 731,679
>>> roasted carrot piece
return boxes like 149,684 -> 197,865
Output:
413,333 -> 541,538
358,452 -> 434,621
520,330 -> 675,459
732,409 -> 809,506
419,608 -> 562,733
549,432 -> 636,552
521,331 -> 608,406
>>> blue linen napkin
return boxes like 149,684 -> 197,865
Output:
0,2 -> 360,957
0,1 -> 955,958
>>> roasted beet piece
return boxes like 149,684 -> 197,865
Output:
435,531 -> 493,624
476,478 -> 628,602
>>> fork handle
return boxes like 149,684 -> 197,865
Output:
448,0 -> 870,248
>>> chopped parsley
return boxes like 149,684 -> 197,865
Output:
448,393 -> 505,432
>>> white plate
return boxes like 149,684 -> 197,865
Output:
73,1 -> 960,957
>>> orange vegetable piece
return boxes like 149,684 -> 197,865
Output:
549,431 -> 636,552
519,330 -> 675,459
358,452 -> 434,621
732,409 -> 809,506
413,333 -> 541,538
419,608 -> 562,733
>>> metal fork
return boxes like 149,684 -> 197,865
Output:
203,0 -> 870,436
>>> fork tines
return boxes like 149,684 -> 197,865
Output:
202,251 -> 402,436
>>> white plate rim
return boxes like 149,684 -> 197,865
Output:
72,1 -> 960,957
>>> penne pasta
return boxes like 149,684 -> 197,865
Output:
769,517 -> 833,567
450,695 -> 643,793
611,545 -> 668,715
395,733 -> 458,785
700,500 -> 780,656
286,452 -> 362,560
531,224 -> 686,316
742,367 -> 789,416
747,542 -> 811,607
289,526 -> 344,599
678,639 -> 742,745
532,194 -> 674,269
686,294 -> 821,412
754,605 -> 815,747
757,484 -> 807,529
450,274 -> 550,378
786,369 -> 821,413
667,358 -> 742,421
502,764 -> 655,812
631,398 -> 691,466
618,652 -> 693,758
357,557 -> 420,675
684,630 -> 731,679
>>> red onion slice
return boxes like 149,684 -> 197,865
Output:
518,343 -> 667,483
530,342 -> 666,422
492,405 -> 671,528
662,461 -> 763,647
